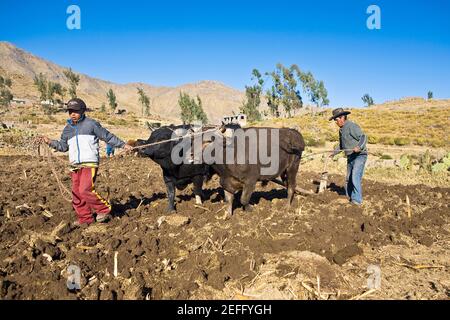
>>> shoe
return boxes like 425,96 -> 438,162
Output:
96,213 -> 111,223
351,200 -> 362,206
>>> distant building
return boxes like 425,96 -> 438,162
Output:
40,100 -> 54,106
11,98 -> 28,105
222,113 -> 247,127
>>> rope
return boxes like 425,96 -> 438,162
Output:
128,127 -> 220,151
43,145 -> 72,203
32,127 -> 221,202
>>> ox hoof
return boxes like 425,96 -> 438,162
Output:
195,195 -> 202,205
244,204 -> 253,212
167,207 -> 176,213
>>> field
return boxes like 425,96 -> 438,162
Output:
0,154 -> 448,300
0,100 -> 449,300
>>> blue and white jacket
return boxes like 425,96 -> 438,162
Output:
49,115 -> 125,165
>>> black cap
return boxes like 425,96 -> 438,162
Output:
67,98 -> 87,113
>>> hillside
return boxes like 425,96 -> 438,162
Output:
0,42 -> 244,123
257,97 -> 450,148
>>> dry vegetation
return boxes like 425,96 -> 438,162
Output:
257,97 -> 450,148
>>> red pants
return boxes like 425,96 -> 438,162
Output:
71,167 -> 111,223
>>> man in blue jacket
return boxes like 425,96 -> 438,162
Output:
39,98 -> 133,225
330,108 -> 368,205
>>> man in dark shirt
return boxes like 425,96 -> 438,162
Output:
330,108 -> 368,205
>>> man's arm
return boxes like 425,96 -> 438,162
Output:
93,121 -> 126,148
93,121 -> 133,151
47,130 -> 69,152
349,123 -> 367,152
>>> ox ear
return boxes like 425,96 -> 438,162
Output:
127,139 -> 137,147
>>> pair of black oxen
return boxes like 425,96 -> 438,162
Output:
133,124 -> 305,216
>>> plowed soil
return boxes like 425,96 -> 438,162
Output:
0,155 -> 448,299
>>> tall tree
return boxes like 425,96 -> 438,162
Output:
106,88 -> 117,112
63,68 -> 80,99
137,87 -> 151,116
294,66 -> 329,114
240,69 -> 264,122
178,92 -> 208,124
192,95 -> 208,124
33,73 -> 64,104
427,91 -> 433,100
34,73 -> 48,101
266,63 -> 303,118
0,75 -> 13,107
362,94 -> 374,107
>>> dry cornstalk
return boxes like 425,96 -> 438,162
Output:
393,262 -> 446,270
264,227 -> 275,239
113,251 -> 118,277
317,275 -> 321,299
194,204 -> 211,212
350,288 -> 376,300
136,199 -> 144,210
405,195 -> 412,219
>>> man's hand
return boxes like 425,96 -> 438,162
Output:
353,146 -> 361,153
37,136 -> 51,145
123,144 -> 134,152
329,150 -> 340,158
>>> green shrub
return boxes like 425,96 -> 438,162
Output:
324,131 -> 339,142
368,135 -> 380,144
418,150 -> 433,172
380,154 -> 393,160
380,136 -> 395,145
430,139 -> 445,148
304,136 -> 326,147
414,137 -> 426,146
399,154 -> 413,170
394,137 -> 410,146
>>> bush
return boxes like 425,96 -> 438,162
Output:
380,154 -> 393,160
430,139 -> 445,148
399,154 -> 413,170
303,134 -> 326,147
324,131 -> 339,142
414,137 -> 426,146
380,136 -> 395,145
394,137 -> 410,146
368,135 -> 380,144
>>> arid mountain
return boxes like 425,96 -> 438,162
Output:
0,41 -> 245,123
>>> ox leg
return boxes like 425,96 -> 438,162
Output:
286,158 -> 301,207
192,176 -> 203,205
224,190 -> 234,216
241,182 -> 256,212
165,180 -> 176,212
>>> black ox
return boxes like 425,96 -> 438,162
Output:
134,125 -> 214,212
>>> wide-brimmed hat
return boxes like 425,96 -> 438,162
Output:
329,108 -> 351,121
66,98 -> 87,113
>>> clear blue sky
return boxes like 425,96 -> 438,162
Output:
1,0 -> 449,107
